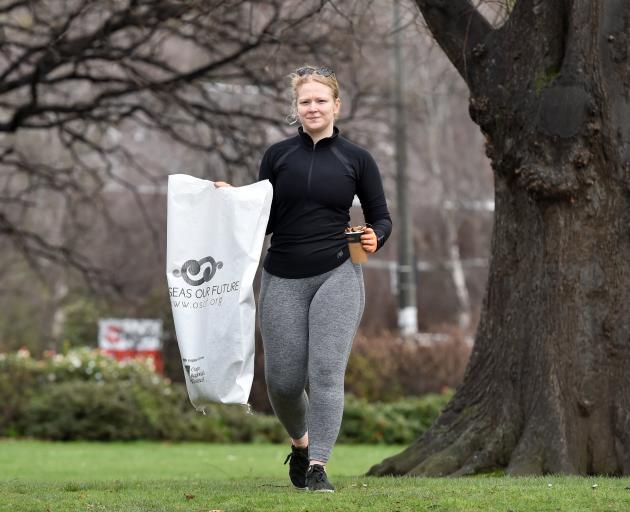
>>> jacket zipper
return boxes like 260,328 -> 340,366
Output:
306,143 -> 316,198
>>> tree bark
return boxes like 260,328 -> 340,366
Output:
369,0 -> 630,476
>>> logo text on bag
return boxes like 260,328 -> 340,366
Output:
169,257 -> 240,310
172,256 -> 223,286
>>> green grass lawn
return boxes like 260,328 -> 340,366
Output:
1,440 -> 629,512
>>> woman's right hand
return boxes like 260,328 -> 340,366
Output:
214,181 -> 233,188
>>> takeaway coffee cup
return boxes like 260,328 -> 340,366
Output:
345,228 -> 368,264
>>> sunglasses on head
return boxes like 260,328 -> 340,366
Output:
296,66 -> 335,77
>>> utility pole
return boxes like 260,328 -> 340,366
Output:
393,0 -> 418,336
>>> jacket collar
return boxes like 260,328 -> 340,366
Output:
298,125 -> 339,149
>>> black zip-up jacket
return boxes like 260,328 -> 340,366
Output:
259,126 -> 392,278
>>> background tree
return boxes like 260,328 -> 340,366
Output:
0,0 -> 336,288
369,0 -> 630,476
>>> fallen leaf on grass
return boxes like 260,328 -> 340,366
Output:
185,493 -> 195,501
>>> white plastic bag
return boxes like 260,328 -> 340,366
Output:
166,174 -> 272,409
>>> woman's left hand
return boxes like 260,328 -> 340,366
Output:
361,227 -> 378,253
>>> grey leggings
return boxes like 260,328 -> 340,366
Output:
258,258 -> 365,463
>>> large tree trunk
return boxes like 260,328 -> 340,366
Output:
369,0 -> 630,476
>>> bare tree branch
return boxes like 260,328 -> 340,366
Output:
0,0 -> 378,292
414,0 -> 493,85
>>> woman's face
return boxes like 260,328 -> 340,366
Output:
296,80 -> 340,136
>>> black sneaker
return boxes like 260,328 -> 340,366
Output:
306,464 -> 335,492
284,445 -> 309,490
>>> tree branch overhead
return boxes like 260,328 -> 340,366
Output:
0,0 -> 352,289
414,0 -> 493,87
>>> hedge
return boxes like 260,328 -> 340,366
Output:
0,348 -> 450,444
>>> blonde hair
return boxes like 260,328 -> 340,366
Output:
287,66 -> 341,124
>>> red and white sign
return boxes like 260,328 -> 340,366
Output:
98,318 -> 163,372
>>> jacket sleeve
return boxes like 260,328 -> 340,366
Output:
356,151 -> 392,250
258,147 -> 276,236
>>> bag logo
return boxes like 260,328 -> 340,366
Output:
173,257 -> 223,286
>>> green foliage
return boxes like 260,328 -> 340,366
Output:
339,393 -> 451,444
0,348 -> 449,444
0,348 -> 181,441
58,297 -> 104,347
22,381 -> 161,440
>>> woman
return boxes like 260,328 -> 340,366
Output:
216,66 -> 392,492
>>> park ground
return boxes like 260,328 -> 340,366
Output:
1,441 -> 629,511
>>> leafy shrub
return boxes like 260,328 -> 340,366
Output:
22,381 -> 159,440
0,349 -> 215,441
0,348 -> 450,444
339,392 -> 452,444
58,297 -> 104,348
345,329 -> 471,402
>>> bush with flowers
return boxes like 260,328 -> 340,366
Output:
0,348 -> 286,442
0,348 -> 449,443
